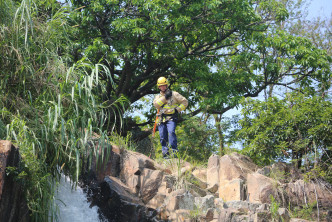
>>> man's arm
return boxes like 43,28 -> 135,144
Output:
153,94 -> 167,109
173,91 -> 188,112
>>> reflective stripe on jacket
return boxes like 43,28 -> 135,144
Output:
153,91 -> 188,123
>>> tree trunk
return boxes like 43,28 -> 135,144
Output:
214,114 -> 224,156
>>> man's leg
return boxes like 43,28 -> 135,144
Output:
167,120 -> 178,154
158,123 -> 169,156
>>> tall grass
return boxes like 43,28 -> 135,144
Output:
0,0 -> 128,220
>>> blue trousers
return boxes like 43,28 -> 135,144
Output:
158,120 -> 177,155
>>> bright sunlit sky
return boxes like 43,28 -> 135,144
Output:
307,0 -> 332,19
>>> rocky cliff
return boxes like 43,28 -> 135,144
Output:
82,145 -> 332,222
1,140 -> 332,222
0,140 -> 30,222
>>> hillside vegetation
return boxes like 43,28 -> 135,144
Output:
0,0 -> 331,220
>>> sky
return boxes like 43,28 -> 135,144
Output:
307,0 -> 332,19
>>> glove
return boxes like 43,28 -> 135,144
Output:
174,108 -> 178,114
165,89 -> 172,100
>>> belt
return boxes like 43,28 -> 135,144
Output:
162,113 -> 174,116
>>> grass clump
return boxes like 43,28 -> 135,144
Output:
0,0 -> 128,220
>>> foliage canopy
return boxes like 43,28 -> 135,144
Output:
236,93 -> 332,169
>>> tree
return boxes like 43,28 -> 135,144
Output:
66,0 -> 331,137
235,92 -> 332,169
0,0 -> 126,219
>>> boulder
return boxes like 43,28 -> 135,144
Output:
224,200 -> 261,212
207,154 -> 219,189
192,168 -> 207,182
0,140 -> 30,222
208,154 -> 220,169
195,195 -> 215,213
120,150 -> 157,176
256,166 -> 271,177
217,208 -> 244,222
207,167 -> 219,190
207,184 -> 219,193
157,174 -> 175,195
146,192 -> 166,209
139,168 -> 163,203
166,189 -> 195,213
188,173 -> 207,190
168,209 -> 191,222
285,179 -> 332,209
159,158 -> 192,175
120,150 -> 157,194
219,153 -> 258,201
254,210 -> 271,222
219,178 -> 246,202
247,172 -> 277,204
187,183 -> 207,197
96,176 -> 157,221
214,198 -> 225,209
219,153 -> 258,182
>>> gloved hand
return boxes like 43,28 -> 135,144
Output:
165,89 -> 172,100
174,108 -> 178,114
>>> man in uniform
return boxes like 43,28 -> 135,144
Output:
153,77 -> 188,158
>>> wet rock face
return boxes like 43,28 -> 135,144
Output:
93,176 -> 157,222
0,140 -> 30,222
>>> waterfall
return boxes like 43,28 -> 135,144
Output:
53,174 -> 103,222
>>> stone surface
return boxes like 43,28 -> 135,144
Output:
285,179 -> 332,209
214,198 -> 225,209
120,150 -> 159,194
219,153 -> 258,182
195,195 -> 215,213
207,167 -> 219,189
139,168 -> 163,203
208,154 -> 220,169
146,192 -> 166,209
0,140 -> 30,222
187,183 -> 207,197
168,209 -> 191,222
256,203 -> 269,212
207,154 -> 220,190
256,166 -> 271,177
217,208 -> 241,222
159,158 -> 192,175
189,173 -> 207,190
205,208 -> 215,221
207,183 -> 219,193
327,210 -> 332,222
219,178 -> 245,202
254,210 -> 271,222
192,168 -> 207,182
96,176 -> 157,221
219,153 -> 258,201
224,200 -> 261,212
247,172 -> 276,204
121,150 -> 157,176
166,189 -> 195,213
289,219 -> 313,222
83,150 -> 332,222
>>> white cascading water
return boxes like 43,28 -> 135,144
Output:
53,174 -> 102,222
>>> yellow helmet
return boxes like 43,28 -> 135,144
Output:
157,77 -> 168,87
